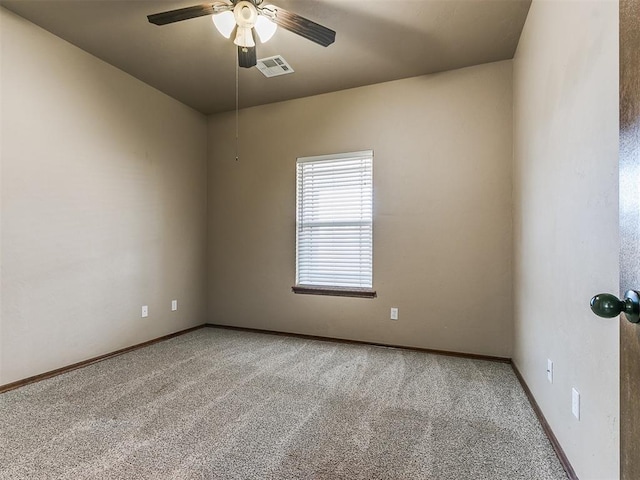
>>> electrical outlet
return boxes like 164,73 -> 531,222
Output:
390,307 -> 398,320
171,300 -> 178,311
547,359 -> 553,383
572,388 -> 580,420
141,305 -> 148,318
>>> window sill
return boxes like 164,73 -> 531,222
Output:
291,285 -> 377,298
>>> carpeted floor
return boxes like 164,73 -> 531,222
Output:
0,327 -> 567,479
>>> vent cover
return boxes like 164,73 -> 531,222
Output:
256,55 -> 294,77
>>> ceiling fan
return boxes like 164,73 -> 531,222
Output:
147,1 -> 336,68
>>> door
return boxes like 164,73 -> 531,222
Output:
619,1 -> 640,478
591,2 -> 640,478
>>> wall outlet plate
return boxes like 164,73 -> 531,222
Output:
390,307 -> 398,320
171,300 -> 178,311
142,305 -> 148,318
547,359 -> 553,383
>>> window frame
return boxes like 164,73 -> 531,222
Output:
292,150 -> 376,299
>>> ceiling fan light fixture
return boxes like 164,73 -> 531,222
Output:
234,1 -> 258,27
212,10 -> 235,39
231,1 -> 258,47
254,15 -> 277,43
234,26 -> 255,48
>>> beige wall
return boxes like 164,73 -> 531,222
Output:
512,1 -> 619,478
207,61 -> 513,357
0,8 -> 208,385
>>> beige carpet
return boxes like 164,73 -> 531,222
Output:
0,327 -> 567,479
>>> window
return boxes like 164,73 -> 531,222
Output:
293,150 -> 375,298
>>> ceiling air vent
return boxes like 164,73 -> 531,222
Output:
256,55 -> 294,78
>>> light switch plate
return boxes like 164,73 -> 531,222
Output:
572,388 -> 580,420
171,300 -> 178,311
390,307 -> 398,320
547,359 -> 553,383
142,305 -> 149,318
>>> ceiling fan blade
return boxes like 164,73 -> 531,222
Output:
148,4 -> 216,26
238,46 -> 257,68
263,6 -> 335,47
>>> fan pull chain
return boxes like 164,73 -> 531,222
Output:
235,48 -> 239,162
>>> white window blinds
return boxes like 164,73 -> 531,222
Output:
296,151 -> 373,289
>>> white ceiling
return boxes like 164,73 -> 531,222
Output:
1,0 -> 531,114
